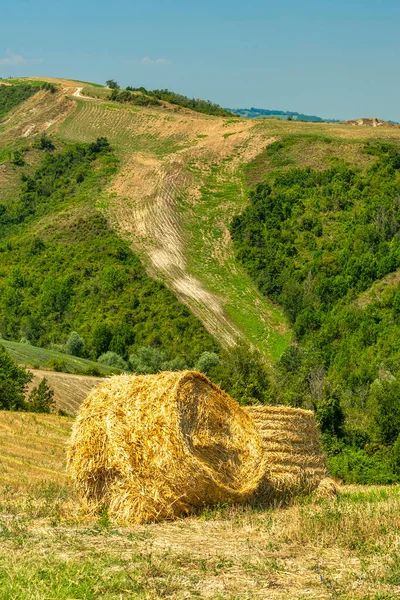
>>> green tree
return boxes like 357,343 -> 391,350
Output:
27,378 -> 55,413
208,343 -> 271,405
0,345 -> 31,410
106,79 -> 120,90
98,351 -> 128,370
370,379 -> 400,445
92,324 -> 112,357
65,332 -> 84,357
195,351 -> 220,375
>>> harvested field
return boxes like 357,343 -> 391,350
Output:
0,411 -> 399,598
0,411 -> 73,489
28,370 -> 104,416
67,371 -> 264,524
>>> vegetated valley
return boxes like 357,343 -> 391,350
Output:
2,77 -> 400,599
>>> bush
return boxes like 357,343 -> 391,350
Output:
27,378 -> 55,413
129,346 -> 188,374
328,447 -> 398,485
65,332 -> 84,357
98,351 -> 127,370
129,346 -> 165,374
46,358 -> 67,372
207,343 -> 271,405
0,344 -> 31,410
195,351 -> 220,375
34,133 -> 55,151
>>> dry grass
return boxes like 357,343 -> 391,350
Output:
67,372 -> 264,524
1,410 -> 400,598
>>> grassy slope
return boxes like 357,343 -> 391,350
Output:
2,340 -> 116,376
1,410 -> 400,599
4,78 -> 400,362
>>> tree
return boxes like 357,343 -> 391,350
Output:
92,324 -> 112,357
106,79 -> 120,90
314,388 -> 345,437
34,133 -> 55,151
65,332 -> 84,357
370,379 -> 400,445
195,351 -> 220,375
98,351 -> 128,370
0,344 -> 31,410
129,346 -> 165,374
206,343 -> 271,405
27,378 -> 55,413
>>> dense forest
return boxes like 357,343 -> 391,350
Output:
232,141 -> 400,483
109,84 -> 235,117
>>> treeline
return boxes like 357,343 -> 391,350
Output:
231,141 -> 400,483
228,107 -> 338,122
107,80 -> 235,117
109,88 -> 161,107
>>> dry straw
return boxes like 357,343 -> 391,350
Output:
67,371 -> 264,524
243,405 -> 333,501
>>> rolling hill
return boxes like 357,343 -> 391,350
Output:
4,77 -> 400,483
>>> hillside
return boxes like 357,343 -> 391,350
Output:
4,78 -> 400,363
0,77 -> 292,361
1,409 -> 400,599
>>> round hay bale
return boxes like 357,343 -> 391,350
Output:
243,405 -> 328,502
67,371 -> 264,524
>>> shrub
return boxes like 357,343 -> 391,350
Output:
207,343 -> 271,405
65,332 -> 84,357
129,346 -> 164,374
328,447 -> 398,485
195,351 -> 220,375
0,344 -> 31,410
98,351 -> 127,370
34,133 -> 55,151
27,378 -> 55,413
46,358 -> 67,372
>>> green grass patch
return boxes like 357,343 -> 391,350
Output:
181,155 -> 291,361
2,340 -> 116,376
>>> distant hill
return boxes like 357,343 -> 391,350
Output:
227,107 -> 339,122
343,117 -> 399,127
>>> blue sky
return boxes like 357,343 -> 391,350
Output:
1,0 -> 400,120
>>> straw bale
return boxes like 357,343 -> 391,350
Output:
244,405 -> 328,501
67,371 -> 264,524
